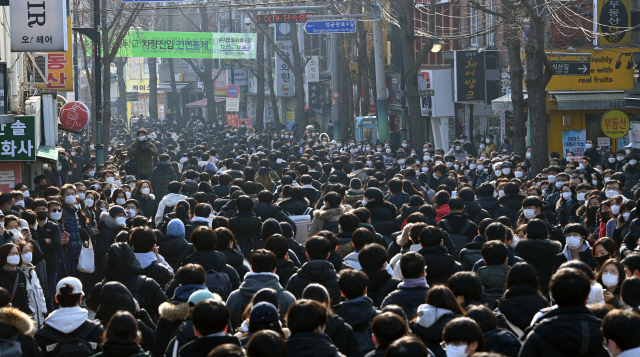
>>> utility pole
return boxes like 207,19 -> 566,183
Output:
331,32 -> 340,139
373,18 -> 388,142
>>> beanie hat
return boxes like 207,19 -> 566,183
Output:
167,218 -> 185,238
109,205 -> 125,218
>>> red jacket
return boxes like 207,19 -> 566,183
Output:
436,204 -> 450,223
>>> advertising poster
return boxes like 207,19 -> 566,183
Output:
562,129 -> 587,157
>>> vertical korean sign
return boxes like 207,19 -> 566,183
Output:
454,51 -> 486,104
275,24 -> 295,97
630,122 -> 640,149
10,0 -> 68,52
562,129 -> 587,157
0,116 -> 37,161
598,0 -> 631,45
0,163 -> 23,193
42,17 -> 74,91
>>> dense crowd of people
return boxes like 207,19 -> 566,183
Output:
2,119 -> 640,357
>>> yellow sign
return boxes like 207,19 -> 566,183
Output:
350,63 -> 358,82
286,100 -> 294,122
598,0 -> 631,45
546,48 -> 638,91
364,21 -> 387,60
41,17 -> 73,91
601,110 -> 630,139
127,79 -> 150,94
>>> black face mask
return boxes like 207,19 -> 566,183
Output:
601,211 -> 611,221
595,255 -> 610,267
589,206 -> 600,216
37,211 -> 48,220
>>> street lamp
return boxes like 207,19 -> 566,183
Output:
431,38 -> 442,53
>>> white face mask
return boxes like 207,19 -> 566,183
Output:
585,143 -> 592,149
22,190 -> 30,198
85,199 -> 94,208
611,205 -> 621,215
606,190 -> 618,199
138,136 -> 146,141
547,175 -> 556,183
130,183 -> 136,190
362,199 -> 367,206
433,173 -> 438,179
116,198 -> 126,205
479,144 -> 485,149
398,160 -> 405,164
626,149 -> 632,155
526,152 -> 531,159
579,163 -> 585,170
608,157 -> 616,163
6,255 -> 20,266
502,168 -> 511,174
106,177 -> 115,183
524,208 -> 537,220
566,236 -> 582,250
592,180 -> 599,186
515,171 -> 524,178
128,209 -> 137,218
556,181 -> 564,188
495,169 -> 502,176
446,162 -> 453,168
141,188 -> 151,195
631,160 -> 638,165
623,212 -> 631,221
125,192 -> 131,199
21,252 -> 32,264
114,180 -> 122,187
115,216 -> 127,226
454,164 -> 459,170
455,146 -> 461,151
486,138 -> 491,143
421,167 -> 429,172
50,211 -> 62,220
65,195 -> 76,205
602,273 -> 619,288
15,200 -> 24,207
386,148 -> 392,153
562,191 -> 572,200
499,190 -> 505,197
445,344 -> 468,357
366,161 -> 372,166
577,192 -> 586,201
617,156 -> 625,161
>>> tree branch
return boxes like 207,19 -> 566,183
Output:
105,4 -> 144,64
406,38 -> 433,78
468,0 -> 506,18
249,15 -> 295,71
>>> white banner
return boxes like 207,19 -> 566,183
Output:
247,96 -> 257,119
306,56 -> 320,83
275,24 -> 294,97
226,98 -> 240,112
631,122 -> 640,149
11,0 -> 68,51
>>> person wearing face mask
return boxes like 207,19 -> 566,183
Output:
131,180 -> 157,220
440,317 -> 484,357
484,134 -> 499,156
552,223 -> 597,272
497,135 -> 513,154
128,129 -> 159,181
580,156 -> 599,178
95,206 -> 128,285
31,199 -> 62,312
60,184 -> 87,279
446,140 -> 468,163
16,241 -> 47,327
581,139 -> 601,165
591,237 -> 620,271
0,243 -> 32,314
623,153 -> 640,187
596,259 -> 625,309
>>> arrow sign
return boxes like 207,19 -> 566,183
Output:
304,20 -> 357,34
550,62 -> 591,76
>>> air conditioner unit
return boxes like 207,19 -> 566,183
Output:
563,116 -> 571,126
33,53 -> 47,83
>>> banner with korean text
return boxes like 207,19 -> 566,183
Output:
562,129 -> 586,158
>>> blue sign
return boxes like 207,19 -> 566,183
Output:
226,85 -> 240,98
304,20 -> 356,34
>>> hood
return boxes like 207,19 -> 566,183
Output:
464,202 -> 483,218
221,248 -> 246,268
183,181 -> 199,190
344,252 -> 361,268
174,284 -> 208,302
367,201 -> 398,220
183,250 -> 228,272
0,307 -> 35,336
167,219 -> 185,238
477,265 -> 510,289
332,297 -> 378,330
44,306 -> 89,334
104,242 -> 143,281
476,196 -> 501,210
328,251 -> 348,271
533,306 -> 606,355
516,239 -> 562,259
159,301 -> 190,323
499,194 -> 526,208
346,189 -> 364,197
415,304 -> 454,328
158,235 -> 190,258
238,272 -> 283,299
156,161 -> 172,170
298,260 -> 338,283
498,283 -> 549,330
99,211 -> 119,230
161,193 -> 187,207
95,282 -> 137,322
419,245 -> 457,276
314,206 -> 345,221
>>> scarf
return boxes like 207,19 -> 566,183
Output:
398,277 -> 429,289
134,252 -> 157,269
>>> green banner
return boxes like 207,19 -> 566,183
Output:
118,31 -> 257,59
0,116 -> 36,161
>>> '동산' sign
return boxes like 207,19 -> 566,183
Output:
10,0 -> 68,52
118,32 -> 257,59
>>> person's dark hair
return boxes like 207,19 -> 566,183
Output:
305,236 -> 330,260
522,196 -> 543,209
448,197 -> 465,210
620,277 -> 640,308
419,225 -> 443,246
190,226 -> 217,251
246,330 -> 288,357
388,179 -> 402,194
465,305 -> 498,333
236,195 -> 254,212
505,262 -> 540,292
286,299 -> 327,333
192,300 -> 230,335
194,203 -> 212,218
351,227 -> 374,251
251,249 -> 277,273
104,311 -> 139,343
399,251 -> 425,279
213,227 -> 236,250
258,190 -> 274,203
358,243 -> 388,271
477,183 -> 495,198
564,222 -> 588,238
601,309 -> 640,352
352,207 -> 372,224
481,241 -> 509,265
301,283 -> 330,305
0,286 -> 10,307
485,222 -> 507,242
442,317 -> 485,351
434,191 -> 450,207
323,192 -> 342,208
338,213 -> 360,233
338,269 -> 369,300
210,216 -> 229,230
559,260 -> 595,280
128,227 -> 157,253
447,271 -> 483,304
384,336 -> 431,357
525,219 -> 549,240
622,253 -> 640,276
372,312 -> 408,348
265,234 -> 289,260
424,285 -> 464,316
178,263 -> 206,286
550,268 -> 591,307
167,181 -> 182,194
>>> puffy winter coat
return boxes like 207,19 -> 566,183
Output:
20,265 -> 47,327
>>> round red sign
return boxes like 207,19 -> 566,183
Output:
59,101 -> 90,131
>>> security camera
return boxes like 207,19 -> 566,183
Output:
245,18 -> 252,26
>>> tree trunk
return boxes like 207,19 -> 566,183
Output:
369,50 -> 377,122
290,24 -> 307,130
199,7 -> 216,125
256,28 -> 265,131
344,37 -> 355,135
506,39 -> 526,158
116,58 -> 127,119
148,57 -> 158,121
359,25 -> 370,117
167,59 -> 182,126
266,40 -> 281,131
101,1 -> 111,148
338,36 -> 350,140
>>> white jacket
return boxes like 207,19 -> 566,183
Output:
20,264 -> 46,328
155,193 -> 187,225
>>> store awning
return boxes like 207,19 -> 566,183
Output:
491,94 -> 528,111
625,93 -> 640,107
551,92 -> 625,110
184,98 -> 227,108
36,145 -> 58,161
157,83 -> 190,92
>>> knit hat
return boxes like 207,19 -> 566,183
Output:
261,218 -> 282,240
249,302 -> 279,329
167,218 -> 185,238
108,205 -> 126,218
188,290 -> 223,310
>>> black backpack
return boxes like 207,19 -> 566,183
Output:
0,333 -> 21,357
37,320 -> 99,357
482,286 -> 505,310
205,269 -> 232,301
441,219 -> 471,257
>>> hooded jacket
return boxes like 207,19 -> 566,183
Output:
96,211 -> 126,263
178,334 -> 242,357
497,283 -> 549,334
519,306 -> 609,357
366,201 -> 401,238
333,297 -> 380,354
364,270 -> 400,308
325,313 -> 363,357
275,259 -> 299,286
158,220 -> 194,272
309,206 -> 345,237
477,264 -> 510,289
20,264 -> 47,327
286,260 -> 341,304
499,194 -> 526,228
164,250 -> 241,298
219,248 -> 250,281
155,193 -> 187,226
345,188 -> 365,208
381,283 -> 430,320
476,196 -> 508,220
35,306 -> 104,357
253,202 -> 297,232
226,272 -> 296,328
418,245 -> 464,287
411,305 -> 460,357
151,161 -> 178,202
0,307 -> 42,357
483,328 -> 521,357
514,238 -> 562,295
228,211 -> 263,259
463,201 -> 491,225
0,267 -> 30,314
277,197 -> 310,216
386,192 -> 410,210
286,332 -> 346,357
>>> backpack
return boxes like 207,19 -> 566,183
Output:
205,269 -> 232,300
321,221 -> 340,234
441,219 -> 471,257
390,292 -> 424,320
482,286 -> 505,310
123,159 -> 138,175
0,333 -> 22,357
37,320 -> 99,357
